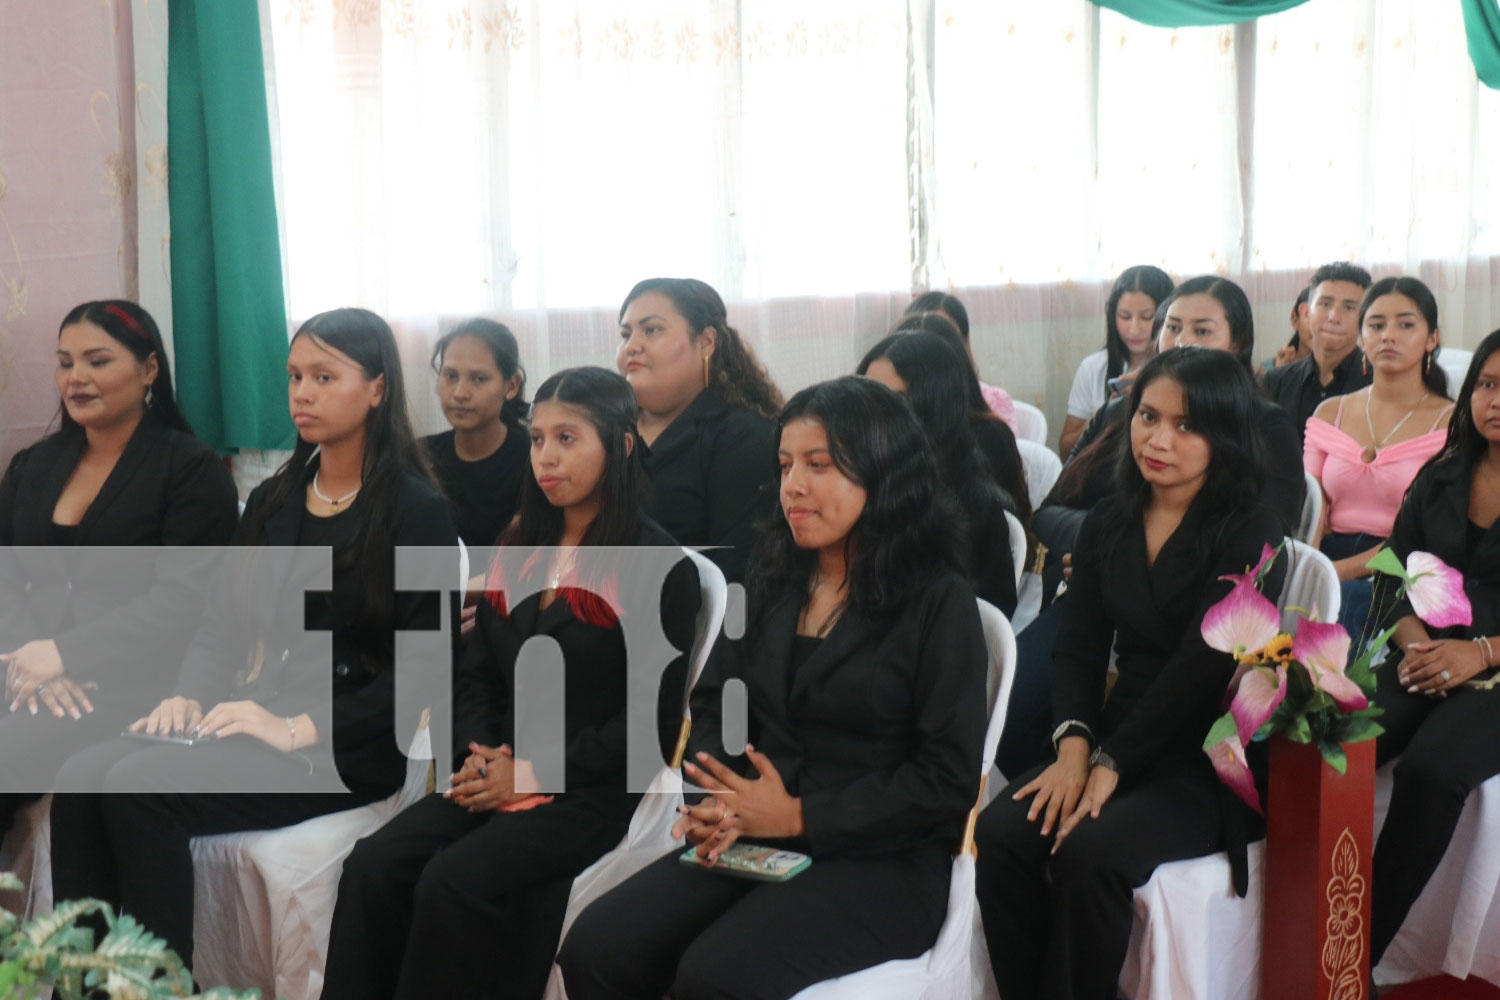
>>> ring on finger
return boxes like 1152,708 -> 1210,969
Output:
1440,669 -> 1452,683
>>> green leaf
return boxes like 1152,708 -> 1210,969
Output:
1350,624 -> 1398,679
1255,540 -> 1287,587
1203,712 -> 1239,751
0,872 -> 23,893
1320,741 -> 1348,774
1365,547 -> 1409,582
1287,715 -> 1313,743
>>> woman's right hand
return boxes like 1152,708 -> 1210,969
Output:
1012,736 -> 1090,837
129,696 -> 204,736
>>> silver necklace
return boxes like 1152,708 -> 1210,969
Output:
311,471 -> 360,511
1361,388 -> 1430,464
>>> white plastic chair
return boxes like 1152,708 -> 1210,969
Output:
1295,471 -> 1323,544
1117,536 -> 1339,1000
787,599 -> 1016,1000
1003,511 -> 1026,590
1015,438 -> 1062,510
541,549 -> 729,999
1011,401 -> 1048,446
1436,347 -> 1473,391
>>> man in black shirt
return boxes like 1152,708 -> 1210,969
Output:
1264,262 -> 1373,445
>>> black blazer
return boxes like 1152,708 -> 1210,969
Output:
1380,454 -> 1500,642
176,463 -> 457,797
639,388 -> 775,585
1053,495 -> 1285,781
688,572 -> 987,858
0,421 -> 238,696
453,520 -> 701,794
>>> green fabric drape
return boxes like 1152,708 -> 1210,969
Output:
168,0 -> 293,452
1092,0 -> 1310,28
1463,0 -> 1500,88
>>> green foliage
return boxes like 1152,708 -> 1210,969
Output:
0,873 -> 265,999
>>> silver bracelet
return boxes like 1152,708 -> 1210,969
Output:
285,716 -> 297,752
1475,635 -> 1495,670
1051,719 -> 1094,753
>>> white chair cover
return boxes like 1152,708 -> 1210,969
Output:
1436,347 -> 1473,391
1011,401 -> 1048,446
542,549 -> 728,1000
0,794 -> 54,920
1004,511 -> 1026,590
1296,471 -> 1323,544
1278,538 -> 1341,631
786,600 -> 1015,1000
1015,439 -> 1062,511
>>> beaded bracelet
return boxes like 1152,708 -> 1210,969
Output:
285,715 -> 297,752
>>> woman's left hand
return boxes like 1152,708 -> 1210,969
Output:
683,745 -> 804,844
1051,764 -> 1120,854
4,640 -> 65,708
1399,639 -> 1487,696
197,700 -> 292,748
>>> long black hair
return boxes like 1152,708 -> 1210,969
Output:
499,366 -> 644,550
1104,265 -> 1175,380
1424,327 -> 1500,474
1358,276 -> 1449,398
907,291 -> 970,339
242,307 -> 434,670
856,331 -> 1016,519
887,311 -> 989,413
56,300 -> 193,435
748,376 -> 960,638
620,278 -> 784,420
430,317 -> 530,427
1158,275 -> 1256,374
1102,347 -> 1267,545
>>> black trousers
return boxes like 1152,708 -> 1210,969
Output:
49,736 -> 380,972
1371,664 -> 1500,961
0,698 -> 149,836
557,841 -> 952,1000
320,788 -> 638,1000
975,757 -> 1243,1000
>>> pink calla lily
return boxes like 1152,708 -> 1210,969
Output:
1204,721 -> 1262,814
1229,664 -> 1287,746
1202,575 -> 1280,658
1221,543 -> 1277,589
1292,617 -> 1367,711
1405,551 -> 1473,629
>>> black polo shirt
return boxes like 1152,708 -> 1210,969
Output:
639,388 -> 775,585
1263,350 -> 1371,446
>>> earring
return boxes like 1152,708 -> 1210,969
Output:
145,384 -> 155,408
1424,351 -> 1432,374
1361,353 -> 1368,377
703,354 -> 712,389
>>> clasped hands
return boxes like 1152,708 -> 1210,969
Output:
444,742 -> 543,814
674,745 -> 804,865
1398,638 -> 1487,697
3,639 -> 95,720
1013,736 -> 1119,855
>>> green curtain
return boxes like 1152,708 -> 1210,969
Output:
1091,0 -> 1310,27
1463,0 -> 1500,88
168,0 -> 293,452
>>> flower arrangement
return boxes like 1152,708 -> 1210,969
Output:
0,871 -> 259,999
1200,543 -> 1471,813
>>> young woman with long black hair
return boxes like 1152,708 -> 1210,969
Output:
558,376 -> 987,999
975,348 -> 1284,1000
48,307 -> 457,973
0,300 -> 237,838
320,366 -> 700,1000
858,330 -> 1020,617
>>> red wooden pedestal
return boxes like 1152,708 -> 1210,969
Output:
1264,738 -> 1377,1000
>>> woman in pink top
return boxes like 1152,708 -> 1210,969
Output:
1305,276 -> 1453,645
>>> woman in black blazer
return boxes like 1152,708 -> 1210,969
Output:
0,300 -> 237,837
321,366 -> 700,1000
1369,330 -> 1500,962
858,330 -> 1020,617
617,278 -> 783,585
975,348 -> 1284,1000
558,376 -> 988,1000
48,307 -> 457,973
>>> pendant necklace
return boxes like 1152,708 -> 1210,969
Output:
1362,388 -> 1429,464
311,471 -> 360,511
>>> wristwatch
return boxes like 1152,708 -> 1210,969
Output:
1088,745 -> 1118,773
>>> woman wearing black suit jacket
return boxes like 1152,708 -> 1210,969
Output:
49,307 -> 457,973
321,366 -> 700,1000
0,300 -> 237,837
975,348 -> 1284,1000
1369,330 -> 1500,962
559,376 -> 988,1000
617,278 -> 783,585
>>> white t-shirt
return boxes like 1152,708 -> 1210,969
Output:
1066,349 -> 1112,420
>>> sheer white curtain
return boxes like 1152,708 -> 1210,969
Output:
262,0 -> 1500,454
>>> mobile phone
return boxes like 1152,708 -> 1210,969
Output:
679,843 -> 811,882
121,730 -> 207,747
1105,376 -> 1128,395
